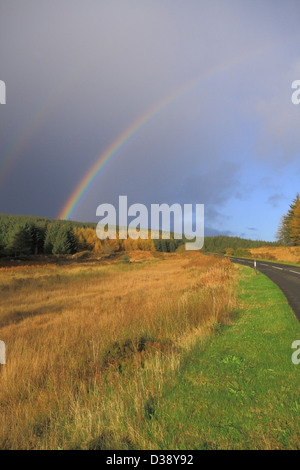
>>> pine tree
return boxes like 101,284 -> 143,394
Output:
168,239 -> 176,252
6,224 -> 33,257
44,223 -> 60,254
29,223 -> 46,254
0,238 -> 5,257
52,224 -> 77,255
44,223 -> 77,255
290,198 -> 300,245
277,194 -> 300,245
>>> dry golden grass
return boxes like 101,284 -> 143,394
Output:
249,246 -> 300,264
0,252 -> 237,449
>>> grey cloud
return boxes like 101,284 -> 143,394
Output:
1,0 -> 300,239
267,193 -> 286,208
250,58 -> 300,166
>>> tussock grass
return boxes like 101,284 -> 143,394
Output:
0,252 -> 236,449
250,246 -> 300,265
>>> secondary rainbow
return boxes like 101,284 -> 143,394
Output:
58,59 -> 232,221
57,40 -> 282,220
0,60 -> 89,187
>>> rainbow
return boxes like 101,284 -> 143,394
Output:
59,36 -> 283,221
0,38 -> 284,219
58,53 -> 249,220
58,76 -> 201,220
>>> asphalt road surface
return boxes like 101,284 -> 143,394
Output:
229,257 -> 300,322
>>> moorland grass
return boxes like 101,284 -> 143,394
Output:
0,252 -> 236,450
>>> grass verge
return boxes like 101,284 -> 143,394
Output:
142,265 -> 300,450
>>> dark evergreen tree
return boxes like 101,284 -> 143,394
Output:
0,238 -> 5,257
154,239 -> 162,251
168,239 -> 176,252
6,224 -> 33,257
52,224 -> 77,255
160,239 -> 168,252
29,223 -> 46,254
44,223 -> 61,254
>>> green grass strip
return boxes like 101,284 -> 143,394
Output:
145,266 -> 300,450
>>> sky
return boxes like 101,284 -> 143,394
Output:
1,0 -> 300,241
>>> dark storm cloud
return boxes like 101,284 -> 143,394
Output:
1,0 -> 300,239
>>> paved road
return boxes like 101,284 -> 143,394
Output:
229,257 -> 300,322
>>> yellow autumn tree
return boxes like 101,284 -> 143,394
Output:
74,227 -> 103,252
290,198 -> 300,245
74,227 -> 90,251
277,193 -> 300,245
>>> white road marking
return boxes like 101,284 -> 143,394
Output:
261,264 -> 269,266
288,270 -> 300,275
272,266 -> 283,270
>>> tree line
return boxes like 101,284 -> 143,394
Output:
0,214 -> 78,257
0,213 -> 277,258
203,235 -> 278,254
0,214 -> 169,257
